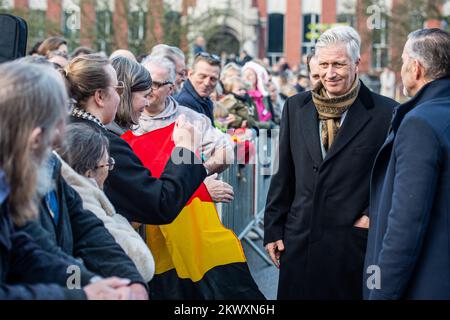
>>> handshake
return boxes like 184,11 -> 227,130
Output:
83,277 -> 148,300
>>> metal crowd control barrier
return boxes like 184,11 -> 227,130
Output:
219,131 -> 279,266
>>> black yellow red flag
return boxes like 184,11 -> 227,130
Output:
122,123 -> 264,299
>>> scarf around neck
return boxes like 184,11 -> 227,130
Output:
248,89 -> 272,122
311,76 -> 360,151
135,97 -> 179,135
71,106 -> 106,130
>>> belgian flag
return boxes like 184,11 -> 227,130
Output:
122,123 -> 264,300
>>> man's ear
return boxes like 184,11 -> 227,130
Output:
188,68 -> 194,78
168,85 -> 174,96
355,58 -> 360,73
29,127 -> 43,152
414,59 -> 424,81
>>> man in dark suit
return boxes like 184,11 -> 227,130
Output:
364,28 -> 450,300
264,26 -> 398,299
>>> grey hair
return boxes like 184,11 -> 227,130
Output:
150,44 -> 185,62
142,55 -> 176,84
315,26 -> 361,63
0,62 -> 67,225
406,28 -> 450,80
18,55 -> 53,66
58,123 -> 109,175
221,62 -> 242,79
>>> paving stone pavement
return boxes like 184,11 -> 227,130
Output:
242,239 -> 279,300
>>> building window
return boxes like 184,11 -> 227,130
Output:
267,13 -> 284,65
0,0 -> 13,10
336,13 -> 356,28
128,9 -> 146,54
410,10 -> 425,31
128,11 -> 146,42
163,10 -> 182,46
28,10 -> 46,44
62,1 -> 80,48
444,2 -> 450,31
96,10 -> 113,53
371,14 -> 389,70
302,13 -> 320,55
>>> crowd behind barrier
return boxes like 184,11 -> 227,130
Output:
218,133 -> 278,265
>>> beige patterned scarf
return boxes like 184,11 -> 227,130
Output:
311,77 -> 360,151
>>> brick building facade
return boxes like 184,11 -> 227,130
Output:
1,0 -> 448,74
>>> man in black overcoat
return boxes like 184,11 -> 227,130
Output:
264,26 -> 398,299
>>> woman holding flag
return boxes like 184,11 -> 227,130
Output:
65,54 -> 207,227
123,54 -> 264,300
64,53 -> 263,299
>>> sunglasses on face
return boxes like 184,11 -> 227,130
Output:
195,52 -> 221,63
152,80 -> 173,90
177,69 -> 187,78
96,157 -> 115,171
48,50 -> 68,59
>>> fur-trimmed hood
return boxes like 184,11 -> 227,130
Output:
57,153 -> 155,282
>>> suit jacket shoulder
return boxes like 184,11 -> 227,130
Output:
408,98 -> 450,134
285,91 -> 313,110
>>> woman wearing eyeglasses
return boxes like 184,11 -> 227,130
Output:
110,56 -> 152,133
57,123 -> 155,284
64,54 -> 206,228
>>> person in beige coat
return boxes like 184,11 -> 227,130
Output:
57,123 -> 155,283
